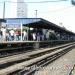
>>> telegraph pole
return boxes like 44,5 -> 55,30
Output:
3,1 -> 5,18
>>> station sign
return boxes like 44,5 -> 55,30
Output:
6,23 -> 21,29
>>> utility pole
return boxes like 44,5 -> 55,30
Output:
35,10 -> 37,18
3,1 -> 5,18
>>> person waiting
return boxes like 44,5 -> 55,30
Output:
9,29 -> 14,41
1,27 -> 6,41
23,30 -> 27,41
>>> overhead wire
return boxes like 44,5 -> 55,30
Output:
0,0 -> 68,3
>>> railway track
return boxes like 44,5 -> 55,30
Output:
0,42 -> 74,67
0,42 -> 75,75
17,44 -> 75,75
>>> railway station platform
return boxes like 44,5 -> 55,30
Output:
0,40 -> 74,49
0,40 -> 74,57
0,18 -> 75,55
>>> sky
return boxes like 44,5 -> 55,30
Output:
0,0 -> 75,33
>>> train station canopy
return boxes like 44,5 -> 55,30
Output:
5,18 -> 75,35
23,18 -> 75,35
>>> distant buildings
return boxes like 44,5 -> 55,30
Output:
17,0 -> 27,18
9,0 -> 27,18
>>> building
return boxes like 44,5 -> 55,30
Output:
17,0 -> 27,18
9,0 -> 27,18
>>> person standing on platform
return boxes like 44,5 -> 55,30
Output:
1,27 -> 6,41
37,32 -> 40,41
32,32 -> 36,41
6,30 -> 9,41
46,30 -> 50,41
23,30 -> 27,41
15,30 -> 19,41
0,30 -> 2,39
9,29 -> 14,41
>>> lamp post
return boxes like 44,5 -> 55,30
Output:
35,10 -> 37,18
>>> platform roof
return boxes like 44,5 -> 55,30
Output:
23,18 -> 75,35
5,18 -> 75,35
